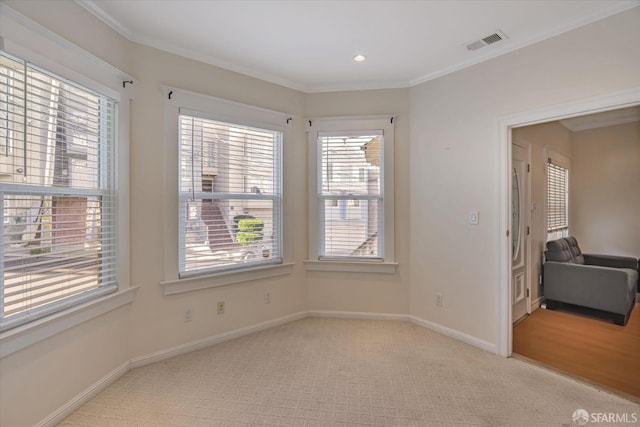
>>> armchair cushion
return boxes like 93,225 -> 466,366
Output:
545,236 -> 585,264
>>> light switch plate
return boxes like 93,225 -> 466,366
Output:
470,211 -> 479,225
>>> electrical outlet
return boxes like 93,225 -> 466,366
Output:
264,292 -> 271,304
184,309 -> 192,322
436,293 -> 443,307
217,301 -> 225,315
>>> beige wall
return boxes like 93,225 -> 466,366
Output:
409,7 -> 640,344
125,42 -> 309,359
0,306 -> 131,427
570,122 -> 640,257
3,0 -> 130,73
305,90 -> 411,314
512,122 -> 572,308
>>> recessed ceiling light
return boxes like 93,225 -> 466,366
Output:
353,54 -> 367,62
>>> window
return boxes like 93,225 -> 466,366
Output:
170,93 -> 285,280
547,157 -> 569,241
0,52 -> 117,331
305,116 -> 396,273
319,132 -> 382,258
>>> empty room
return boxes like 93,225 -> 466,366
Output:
0,1 -> 639,426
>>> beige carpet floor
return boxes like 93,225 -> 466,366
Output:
59,317 -> 639,426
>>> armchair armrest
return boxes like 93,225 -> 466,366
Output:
583,254 -> 638,270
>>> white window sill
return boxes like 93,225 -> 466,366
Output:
0,287 -> 138,358
304,260 -> 398,274
161,262 -> 295,295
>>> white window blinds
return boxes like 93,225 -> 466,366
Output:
0,52 -> 117,331
178,111 -> 282,277
318,132 -> 383,259
547,159 -> 569,238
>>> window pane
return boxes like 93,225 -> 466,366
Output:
320,135 -> 381,196
181,197 -> 279,273
179,114 -> 282,276
319,133 -> 382,259
547,161 -> 568,237
180,116 -> 278,196
322,198 -> 381,258
2,194 -> 112,317
0,54 -> 25,171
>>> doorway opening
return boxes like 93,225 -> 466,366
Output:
499,88 -> 640,399
498,88 -> 640,358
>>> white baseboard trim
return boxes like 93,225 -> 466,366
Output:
308,310 -> 496,354
307,310 -> 410,321
37,312 -> 307,426
36,361 -> 130,427
531,297 -> 544,311
409,315 -> 497,354
130,311 -> 307,368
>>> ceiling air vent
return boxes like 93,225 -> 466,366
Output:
466,30 -> 507,51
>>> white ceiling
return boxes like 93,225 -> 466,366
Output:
77,0 -> 639,93
559,106 -> 640,132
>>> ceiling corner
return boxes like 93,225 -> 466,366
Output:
74,0 -> 134,40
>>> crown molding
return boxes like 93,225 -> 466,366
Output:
410,1 -> 640,87
559,107 -> 640,132
74,0 -> 133,39
76,0 -> 640,94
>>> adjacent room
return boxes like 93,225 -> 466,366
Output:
1,1 -> 639,426
510,108 -> 640,398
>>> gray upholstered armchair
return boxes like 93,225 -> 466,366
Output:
543,236 -> 638,325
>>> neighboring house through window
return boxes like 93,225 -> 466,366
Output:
319,133 -> 382,258
178,112 -> 282,276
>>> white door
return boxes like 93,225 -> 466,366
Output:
512,143 -> 530,323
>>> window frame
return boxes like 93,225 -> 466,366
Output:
0,3 -> 133,356
0,53 -> 120,332
305,116 -> 396,273
162,88 -> 293,294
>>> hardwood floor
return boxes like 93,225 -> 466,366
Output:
513,302 -> 640,399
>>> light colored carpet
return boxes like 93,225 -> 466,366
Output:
59,317 -> 639,426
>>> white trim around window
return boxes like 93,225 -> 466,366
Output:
162,87 -> 293,294
305,116 -> 397,273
